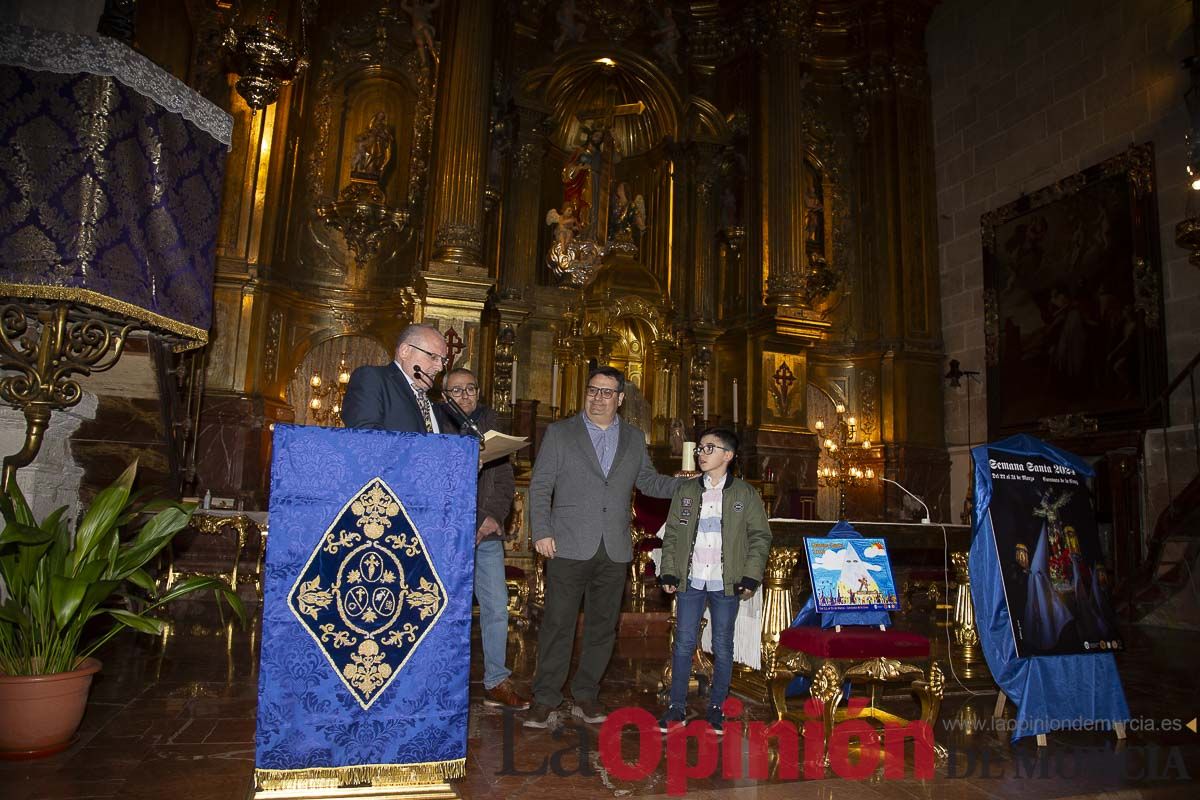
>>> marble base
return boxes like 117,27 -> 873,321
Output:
0,393 -> 97,520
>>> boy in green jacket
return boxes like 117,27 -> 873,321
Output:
657,427 -> 772,734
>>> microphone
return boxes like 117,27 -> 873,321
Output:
443,394 -> 485,442
414,365 -> 484,442
879,477 -> 931,524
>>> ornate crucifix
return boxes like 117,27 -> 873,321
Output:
573,95 -> 645,245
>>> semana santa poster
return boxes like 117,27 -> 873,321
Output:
985,449 -> 1123,657
805,537 -> 901,613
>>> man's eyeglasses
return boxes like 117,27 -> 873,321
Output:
694,443 -> 732,455
446,384 -> 479,397
407,343 -> 448,367
585,386 -> 620,399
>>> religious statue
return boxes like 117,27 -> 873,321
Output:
553,0 -> 586,52
804,184 -> 824,245
610,181 -> 646,241
651,6 -> 681,73
401,0 -> 441,68
545,203 -> 579,256
562,126 -> 616,236
350,112 -> 394,180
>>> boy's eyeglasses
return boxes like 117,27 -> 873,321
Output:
694,443 -> 732,455
585,386 -> 619,399
446,385 -> 479,397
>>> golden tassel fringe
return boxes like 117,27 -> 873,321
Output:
255,760 -> 466,791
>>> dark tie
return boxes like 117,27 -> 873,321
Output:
415,392 -> 434,433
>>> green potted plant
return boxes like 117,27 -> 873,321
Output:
0,462 -> 245,758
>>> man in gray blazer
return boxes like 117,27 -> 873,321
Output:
524,366 -> 681,727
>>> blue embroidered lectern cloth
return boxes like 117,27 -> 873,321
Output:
255,424 -> 477,789
970,434 -> 1130,741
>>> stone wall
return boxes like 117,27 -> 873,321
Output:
928,0 -> 1200,509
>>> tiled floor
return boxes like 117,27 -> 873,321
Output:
3,601 -> 1198,800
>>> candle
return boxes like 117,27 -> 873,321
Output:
732,379 -> 739,424
510,357 -> 518,403
702,379 -> 709,418
551,361 -> 560,403
682,441 -> 696,472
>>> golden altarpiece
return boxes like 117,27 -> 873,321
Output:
176,0 -> 949,531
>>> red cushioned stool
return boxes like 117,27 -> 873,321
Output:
768,625 -> 945,764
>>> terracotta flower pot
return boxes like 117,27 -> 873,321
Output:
0,658 -> 102,759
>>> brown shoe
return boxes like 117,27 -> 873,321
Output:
571,699 -> 608,723
483,679 -> 530,710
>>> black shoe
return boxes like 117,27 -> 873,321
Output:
523,702 -> 557,728
658,706 -> 687,733
705,707 -> 724,737
571,699 -> 608,723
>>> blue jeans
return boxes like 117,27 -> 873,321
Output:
474,539 -> 511,689
669,584 -> 739,711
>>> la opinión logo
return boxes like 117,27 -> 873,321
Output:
594,697 -> 935,795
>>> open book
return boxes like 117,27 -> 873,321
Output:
481,430 -> 529,464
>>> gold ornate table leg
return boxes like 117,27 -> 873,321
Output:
809,661 -> 845,767
950,551 -> 984,676
914,660 -> 948,761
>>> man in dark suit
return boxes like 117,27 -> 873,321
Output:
524,366 -> 682,728
440,368 -> 529,710
341,323 -> 450,432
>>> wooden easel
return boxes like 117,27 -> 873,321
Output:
993,692 -> 1127,746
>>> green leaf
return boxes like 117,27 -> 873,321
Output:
125,568 -> 157,594
78,579 -> 122,613
152,575 -> 230,606
0,522 -> 54,547
105,608 -> 165,636
0,598 -> 30,628
49,575 -> 89,630
113,507 -> 190,576
70,462 -> 137,575
0,479 -> 34,526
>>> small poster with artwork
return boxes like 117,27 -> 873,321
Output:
804,537 -> 901,613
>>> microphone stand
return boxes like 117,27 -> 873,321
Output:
879,477 -> 931,524
443,394 -> 485,442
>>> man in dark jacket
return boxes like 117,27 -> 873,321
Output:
342,323 -> 451,432
441,368 -> 529,709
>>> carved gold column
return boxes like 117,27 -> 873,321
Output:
422,0 -> 495,364
501,102 -> 549,294
845,0 -> 949,520
691,143 -> 721,324
764,23 -> 816,309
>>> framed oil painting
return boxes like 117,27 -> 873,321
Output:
981,143 -> 1166,436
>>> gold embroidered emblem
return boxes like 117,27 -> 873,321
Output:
288,477 -> 446,709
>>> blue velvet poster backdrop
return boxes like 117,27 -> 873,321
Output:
255,425 -> 477,790
970,434 -> 1130,741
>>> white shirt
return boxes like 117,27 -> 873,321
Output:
689,473 -> 725,590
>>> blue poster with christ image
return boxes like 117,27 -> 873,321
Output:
805,537 -> 901,613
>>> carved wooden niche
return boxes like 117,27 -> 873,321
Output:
298,12 -> 435,282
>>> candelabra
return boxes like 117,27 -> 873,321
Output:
815,403 -> 875,519
306,353 -> 351,427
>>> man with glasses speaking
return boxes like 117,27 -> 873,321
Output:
524,366 -> 683,728
342,323 -> 451,433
